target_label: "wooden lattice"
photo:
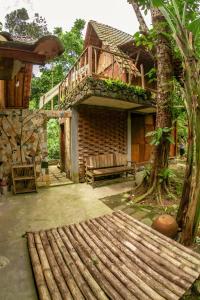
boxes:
[78,107,127,180]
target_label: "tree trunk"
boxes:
[176,57,200,245]
[127,0,149,33]
[149,8,173,190]
[128,3,174,203]
[176,116,194,227]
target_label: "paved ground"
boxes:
[101,192,178,227]
[0,180,136,300]
[48,165,72,186]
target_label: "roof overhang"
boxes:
[0,33,64,80]
[0,33,64,65]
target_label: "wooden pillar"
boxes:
[51,98,53,110]
[71,108,79,182]
[0,80,5,108]
[127,112,132,164]
[88,46,93,76]
[112,55,115,79]
[140,64,145,89]
[58,86,61,109]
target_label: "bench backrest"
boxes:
[85,153,127,169]
[115,153,127,167]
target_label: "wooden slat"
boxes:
[27,212,200,300]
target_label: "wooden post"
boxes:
[43,95,45,107]
[120,59,123,81]
[94,48,97,74]
[140,64,145,89]
[88,46,93,76]
[68,70,72,90]
[128,66,131,84]
[135,50,141,67]
[112,55,115,79]
[84,52,87,76]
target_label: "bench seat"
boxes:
[92,166,134,176]
[85,153,136,187]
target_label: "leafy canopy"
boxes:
[4,8,49,38]
[30,18,85,109]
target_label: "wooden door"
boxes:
[131,114,155,163]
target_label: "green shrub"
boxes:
[47,119,60,159]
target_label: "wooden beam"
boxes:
[129,105,155,112]
[0,48,46,65]
[140,64,145,89]
[135,49,141,67]
[39,110,72,118]
[88,46,93,76]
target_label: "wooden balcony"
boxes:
[58,46,147,105]
[40,46,155,110]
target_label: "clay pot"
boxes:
[152,214,178,238]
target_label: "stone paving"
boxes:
[100,191,178,227]
[48,165,72,186]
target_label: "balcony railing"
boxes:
[39,46,147,109]
[58,46,146,103]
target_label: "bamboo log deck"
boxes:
[27,211,200,300]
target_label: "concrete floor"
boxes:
[0,180,135,300]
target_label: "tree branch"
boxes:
[127,0,149,33]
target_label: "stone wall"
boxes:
[62,77,153,109]
[0,109,48,184]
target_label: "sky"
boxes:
[0,0,151,36]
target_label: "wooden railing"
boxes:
[58,46,144,104]
[40,46,146,109]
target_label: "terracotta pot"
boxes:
[152,214,178,238]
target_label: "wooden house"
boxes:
[0,32,64,185]
[40,20,176,183]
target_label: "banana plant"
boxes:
[152,0,200,245]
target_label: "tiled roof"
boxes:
[89,21,138,74]
[0,31,36,44]
[89,20,133,55]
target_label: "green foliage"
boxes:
[31,19,85,108]
[47,119,60,160]
[103,79,150,99]
[153,0,200,56]
[177,112,187,140]
[4,8,49,38]
[134,29,157,50]
[53,19,85,74]
[146,127,174,145]
[133,0,200,59]
[146,67,157,83]
[158,168,174,183]
[143,165,152,182]
[170,78,188,140]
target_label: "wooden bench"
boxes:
[85,153,136,186]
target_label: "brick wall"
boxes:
[78,106,127,180]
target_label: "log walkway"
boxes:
[27,211,200,300]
